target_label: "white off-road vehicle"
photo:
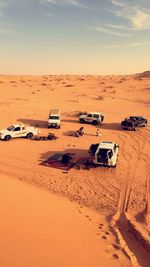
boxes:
[79,112,104,125]
[0,124,39,141]
[48,109,61,128]
[89,141,119,167]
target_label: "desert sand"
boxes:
[0,73,150,267]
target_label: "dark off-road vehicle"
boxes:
[121,120,138,131]
[121,116,147,130]
[127,116,147,127]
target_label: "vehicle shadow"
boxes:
[101,123,121,131]
[39,148,88,161]
[61,119,79,124]
[134,209,146,224]
[39,149,113,170]
[18,118,47,128]
[63,130,76,136]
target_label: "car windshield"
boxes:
[98,148,113,160]
[49,116,59,120]
[7,125,15,131]
[123,121,133,127]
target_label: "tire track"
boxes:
[129,131,150,224]
[111,130,150,266]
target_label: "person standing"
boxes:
[96,129,101,137]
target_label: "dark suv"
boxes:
[127,116,147,127]
[121,116,147,131]
[121,120,138,131]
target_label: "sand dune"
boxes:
[0,74,150,267]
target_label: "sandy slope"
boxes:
[0,74,150,266]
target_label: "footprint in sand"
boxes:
[112,243,120,250]
[98,223,104,229]
[85,214,91,220]
[102,235,107,239]
[105,231,110,235]
[112,253,119,259]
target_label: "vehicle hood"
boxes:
[0,129,9,134]
[80,114,86,119]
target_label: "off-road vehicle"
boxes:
[89,141,119,167]
[48,109,61,128]
[79,112,104,125]
[0,124,39,141]
[126,116,147,127]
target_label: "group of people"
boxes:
[76,127,102,137]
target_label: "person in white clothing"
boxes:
[96,129,101,137]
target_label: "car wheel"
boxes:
[26,133,33,139]
[92,120,97,125]
[80,119,85,123]
[4,135,11,141]
[112,164,116,168]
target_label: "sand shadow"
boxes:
[63,130,76,137]
[84,133,97,136]
[40,148,88,161]
[39,149,114,171]
[63,131,95,137]
[62,119,79,124]
[101,123,121,131]
[18,118,47,128]
[135,208,146,224]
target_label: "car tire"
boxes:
[80,119,85,123]
[4,135,11,141]
[92,120,97,125]
[26,133,33,139]
[112,163,116,168]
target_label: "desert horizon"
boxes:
[0,71,150,267]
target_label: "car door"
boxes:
[93,114,99,122]
[138,117,144,126]
[112,145,117,164]
[13,126,22,137]
[86,114,93,123]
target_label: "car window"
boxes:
[7,125,15,131]
[14,127,21,131]
[93,114,99,118]
[50,116,59,120]
[107,150,113,158]
[87,114,92,118]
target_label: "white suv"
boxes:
[89,141,119,167]
[79,112,104,125]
